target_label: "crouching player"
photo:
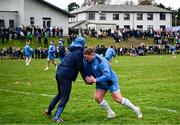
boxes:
[83,47,142,119]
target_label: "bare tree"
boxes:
[82,0,108,7]
[124,0,135,5]
[82,0,92,7]
[92,0,107,4]
[106,0,111,4]
[138,0,155,5]
[98,0,107,4]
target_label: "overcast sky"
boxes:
[45,0,180,10]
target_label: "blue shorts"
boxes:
[25,55,31,59]
[96,79,120,93]
[48,55,55,61]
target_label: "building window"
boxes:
[160,13,166,20]
[147,25,153,30]
[137,25,143,30]
[137,13,143,20]
[124,13,130,20]
[88,12,95,20]
[9,20,14,28]
[124,25,130,29]
[43,17,51,27]
[30,17,35,26]
[147,13,153,20]
[113,13,119,20]
[0,20,5,27]
[100,12,106,20]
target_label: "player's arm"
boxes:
[95,62,111,83]
[79,59,86,83]
[82,59,95,85]
[85,62,111,84]
[80,70,93,85]
[48,46,55,53]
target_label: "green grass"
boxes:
[0,55,180,124]
[0,36,155,49]
[0,37,63,49]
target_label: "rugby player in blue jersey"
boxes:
[105,46,116,65]
[24,41,33,66]
[44,40,57,70]
[83,47,142,119]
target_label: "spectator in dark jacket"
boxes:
[44,36,86,123]
[58,39,65,63]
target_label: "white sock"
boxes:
[121,97,137,112]
[27,58,31,65]
[99,99,113,114]
[25,58,28,64]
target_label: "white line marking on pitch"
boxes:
[0,89,54,97]
[0,89,178,113]
[144,106,177,113]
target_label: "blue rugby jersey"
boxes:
[48,44,56,57]
[24,45,31,56]
[105,47,116,61]
[83,54,118,86]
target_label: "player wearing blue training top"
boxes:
[83,47,142,119]
[105,46,116,65]
[44,40,57,70]
[44,36,86,123]
[24,41,33,66]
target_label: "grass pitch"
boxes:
[0,36,155,49]
[0,55,180,124]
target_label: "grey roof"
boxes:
[69,20,116,28]
[71,5,172,14]
[39,0,73,17]
[69,20,86,28]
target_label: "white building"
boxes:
[0,0,72,36]
[69,5,172,31]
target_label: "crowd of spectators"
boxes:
[0,26,64,45]
[94,43,180,57]
[69,27,180,46]
[0,26,180,60]
[1,42,179,60]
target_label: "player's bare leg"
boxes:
[44,59,51,70]
[27,57,32,66]
[95,89,116,118]
[111,91,142,118]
